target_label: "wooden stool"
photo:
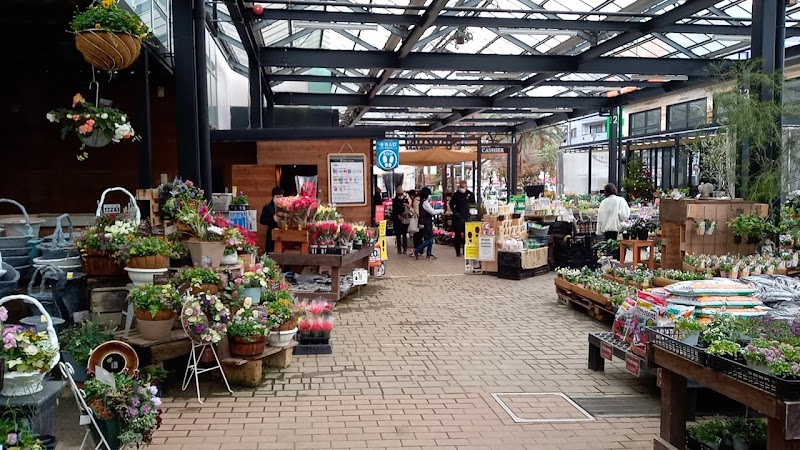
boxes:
[619,239,656,269]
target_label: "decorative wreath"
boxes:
[180,293,230,344]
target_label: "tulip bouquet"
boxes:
[274,196,293,229]
[297,176,318,198]
[291,196,319,228]
[337,223,356,247]
[316,221,339,252]
[315,205,341,222]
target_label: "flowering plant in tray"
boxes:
[76,214,137,257]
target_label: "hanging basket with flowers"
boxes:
[47,93,139,160]
[71,0,151,72]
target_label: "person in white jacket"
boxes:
[596,183,630,240]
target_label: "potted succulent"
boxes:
[227,297,269,357]
[83,371,162,450]
[266,290,299,347]
[129,284,181,340]
[177,202,227,268]
[47,93,139,160]
[229,192,249,211]
[173,267,223,295]
[71,0,150,72]
[58,321,112,382]
[674,317,706,346]
[76,215,137,277]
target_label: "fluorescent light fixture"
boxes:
[454,72,520,79]
[497,28,579,36]
[293,21,377,31]
[572,86,621,92]
[408,107,451,113]
[629,74,689,81]
[712,34,752,42]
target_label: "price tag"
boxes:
[79,415,92,426]
[153,272,171,285]
[66,272,74,280]
[625,353,641,377]
[600,342,613,361]
[40,315,47,323]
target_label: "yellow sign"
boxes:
[369,244,382,267]
[464,221,482,259]
[378,220,387,237]
[378,236,388,260]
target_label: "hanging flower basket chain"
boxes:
[70,0,151,72]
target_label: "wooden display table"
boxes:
[620,239,656,270]
[269,245,373,302]
[219,340,297,387]
[112,328,192,365]
[650,345,800,450]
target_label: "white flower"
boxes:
[184,308,193,316]
[46,112,57,123]
[252,310,259,318]
[113,123,133,143]
[208,226,224,235]
[24,345,39,356]
[243,297,252,309]
[121,115,127,122]
[100,113,108,119]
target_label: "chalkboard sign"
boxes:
[328,153,367,206]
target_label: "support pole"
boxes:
[172,0,200,183]
[673,138,680,189]
[587,147,592,195]
[662,147,671,190]
[249,56,263,129]
[477,138,483,213]
[136,52,152,189]
[194,0,212,200]
[608,106,620,189]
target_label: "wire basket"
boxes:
[647,326,707,366]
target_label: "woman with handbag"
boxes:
[406,190,421,254]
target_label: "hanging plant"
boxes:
[47,93,139,160]
[71,0,151,71]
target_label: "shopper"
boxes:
[408,190,421,255]
[259,186,284,254]
[596,183,630,240]
[449,180,475,257]
[414,187,442,260]
[391,187,410,254]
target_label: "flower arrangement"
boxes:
[158,178,204,220]
[337,223,356,247]
[71,0,151,38]
[315,205,341,222]
[312,221,339,248]
[47,93,138,160]
[298,317,334,339]
[58,321,112,365]
[177,201,226,242]
[299,180,318,198]
[227,297,269,341]
[224,226,258,255]
[265,290,297,329]
[76,215,138,257]
[129,284,181,319]
[354,226,370,243]
[291,196,319,228]
[2,326,58,374]
[83,371,162,447]
[274,196,293,228]
[181,293,230,344]
[112,235,174,263]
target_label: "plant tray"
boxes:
[706,354,800,400]
[298,336,330,345]
[686,435,716,450]
[497,265,548,280]
[653,276,678,287]
[294,343,333,355]
[647,327,707,366]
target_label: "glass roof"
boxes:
[206,0,800,129]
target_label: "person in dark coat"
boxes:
[448,180,476,257]
[413,187,442,260]
[259,186,284,254]
[391,187,410,254]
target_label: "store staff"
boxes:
[449,180,475,258]
[596,183,630,240]
[260,186,284,254]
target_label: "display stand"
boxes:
[619,239,656,269]
[269,245,372,302]
[181,341,233,404]
[59,362,112,450]
[650,345,800,450]
[219,340,297,387]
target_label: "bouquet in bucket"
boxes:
[298,317,335,340]
[316,222,339,252]
[315,205,341,222]
[296,176,318,198]
[291,196,319,228]
[274,196,293,229]
[337,223,356,249]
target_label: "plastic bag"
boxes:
[296,175,318,197]
[743,275,800,306]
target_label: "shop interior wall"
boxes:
[232,139,373,246]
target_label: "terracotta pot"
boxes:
[185,239,226,268]
[229,335,267,357]
[136,317,173,341]
[126,255,169,269]
[279,320,298,331]
[75,31,142,72]
[82,254,124,277]
[134,308,175,321]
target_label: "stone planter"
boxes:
[229,335,267,357]
[185,239,226,268]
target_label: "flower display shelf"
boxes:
[705,354,800,401]
[218,340,297,388]
[271,229,310,254]
[269,245,372,302]
[587,332,651,377]
[111,328,191,366]
[554,277,614,322]
[651,345,800,450]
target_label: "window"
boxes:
[588,123,606,135]
[667,99,707,131]
[629,108,661,136]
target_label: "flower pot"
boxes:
[734,235,743,244]
[2,371,46,396]
[732,437,749,450]
[185,239,226,268]
[696,223,706,236]
[229,335,267,357]
[242,286,262,304]
[124,267,168,286]
[75,30,142,72]
[82,254,124,277]
[720,270,729,278]
[79,130,112,148]
[38,435,57,450]
[746,360,770,373]
[279,320,298,331]
[186,283,220,296]
[706,224,715,235]
[60,351,88,383]
[91,416,121,450]
[310,245,318,255]
[268,327,297,347]
[622,233,630,240]
[678,331,700,346]
[637,230,649,240]
[135,316,174,341]
[221,253,239,265]
[126,255,169,269]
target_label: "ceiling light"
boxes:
[629,74,689,81]
[497,28,579,36]
[408,108,451,113]
[712,34,752,42]
[571,86,623,92]
[293,21,377,31]
[454,72,520,79]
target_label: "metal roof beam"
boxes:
[260,48,721,75]
[223,0,273,102]
[272,93,608,109]
[267,74,664,87]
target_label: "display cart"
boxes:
[269,245,372,302]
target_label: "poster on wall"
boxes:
[328,153,367,205]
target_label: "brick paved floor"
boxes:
[148,244,660,450]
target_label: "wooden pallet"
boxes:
[272,229,310,253]
[554,277,614,321]
[135,189,177,235]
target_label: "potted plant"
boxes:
[266,290,299,347]
[718,261,734,278]
[177,201,228,267]
[0,420,45,450]
[354,226,369,249]
[116,236,172,269]
[140,365,168,398]
[83,371,162,450]
[181,293,230,344]
[687,419,726,450]
[694,219,705,236]
[157,178,204,221]
[71,0,150,72]
[227,297,269,357]
[129,284,181,340]
[238,270,267,305]
[338,223,356,254]
[1,324,59,396]
[705,219,717,235]
[706,339,742,360]
[229,192,249,211]
[76,215,137,277]
[58,321,112,382]
[47,93,139,160]
[173,267,223,295]
[674,318,706,346]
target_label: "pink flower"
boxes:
[0,307,8,322]
[7,433,17,445]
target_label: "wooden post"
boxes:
[660,369,688,449]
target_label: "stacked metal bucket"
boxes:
[0,199,45,290]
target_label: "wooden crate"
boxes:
[91,286,129,329]
[272,229,310,253]
[135,189,177,235]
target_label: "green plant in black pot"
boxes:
[687,419,726,448]
[230,192,249,211]
[58,321,113,382]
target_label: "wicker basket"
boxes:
[126,255,169,269]
[75,30,142,72]
[229,336,267,357]
[83,254,124,277]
